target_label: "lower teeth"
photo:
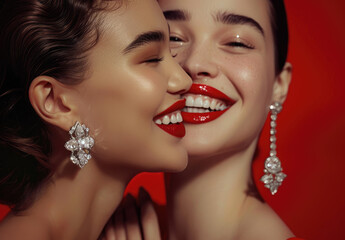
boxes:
[183,107,220,113]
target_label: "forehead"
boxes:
[100,0,168,46]
[159,0,272,33]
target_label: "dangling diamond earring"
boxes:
[65,121,94,168]
[261,102,287,195]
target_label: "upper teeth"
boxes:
[184,95,227,111]
[155,111,183,125]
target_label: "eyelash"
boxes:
[145,57,164,63]
[170,36,182,42]
[226,41,254,49]
[170,36,253,49]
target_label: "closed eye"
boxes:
[144,57,164,63]
[226,41,254,49]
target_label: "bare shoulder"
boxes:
[237,196,294,240]
[0,213,50,240]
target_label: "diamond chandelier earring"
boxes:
[260,102,287,195]
[65,121,94,168]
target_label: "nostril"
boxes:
[197,72,210,77]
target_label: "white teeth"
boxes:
[185,95,229,109]
[210,100,217,110]
[171,114,177,124]
[182,95,232,114]
[194,97,203,107]
[215,102,221,110]
[176,112,183,122]
[186,96,194,106]
[163,115,170,125]
[184,93,231,113]
[183,107,212,113]
[203,99,210,108]
[155,111,183,125]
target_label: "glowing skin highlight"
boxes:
[75,0,192,172]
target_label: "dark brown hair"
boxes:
[0,0,121,212]
[268,0,289,74]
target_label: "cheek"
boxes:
[220,55,274,143]
[76,69,168,160]
[84,67,166,121]
[224,53,274,106]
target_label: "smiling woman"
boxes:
[0,0,191,239]
[156,0,294,239]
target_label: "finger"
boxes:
[139,187,161,240]
[104,220,116,240]
[124,194,142,240]
[114,207,126,240]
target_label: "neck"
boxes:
[166,140,259,240]
[22,158,134,240]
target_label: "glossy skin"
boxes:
[159,0,287,160]
[68,0,192,172]
[0,0,191,239]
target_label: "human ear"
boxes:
[272,62,292,104]
[28,76,78,131]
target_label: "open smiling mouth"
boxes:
[181,84,236,124]
[154,99,186,138]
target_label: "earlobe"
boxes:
[272,62,292,104]
[29,76,76,131]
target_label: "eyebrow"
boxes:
[215,11,264,36]
[163,10,191,21]
[123,31,165,54]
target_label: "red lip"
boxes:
[181,109,227,124]
[188,84,235,103]
[154,99,186,138]
[182,84,236,124]
[156,123,185,138]
[154,99,186,120]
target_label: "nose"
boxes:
[167,58,192,94]
[181,43,219,80]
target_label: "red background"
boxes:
[1,1,344,239]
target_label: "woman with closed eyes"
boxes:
[0,0,192,239]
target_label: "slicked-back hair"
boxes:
[0,0,122,212]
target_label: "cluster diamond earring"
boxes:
[65,121,94,168]
[261,102,287,195]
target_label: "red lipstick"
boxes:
[181,84,235,124]
[154,99,186,138]
[156,123,185,138]
[154,99,186,119]
[182,108,228,124]
[188,84,235,103]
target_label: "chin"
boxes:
[154,149,188,173]
[182,132,220,157]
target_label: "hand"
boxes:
[138,187,161,240]
[99,188,161,240]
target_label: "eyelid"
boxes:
[225,34,255,49]
[142,56,164,64]
[169,33,186,50]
